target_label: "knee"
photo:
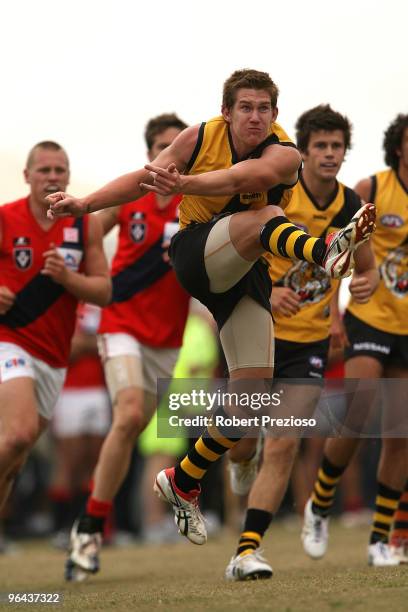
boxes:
[257,205,284,224]
[263,438,299,466]
[1,425,38,459]
[113,390,146,440]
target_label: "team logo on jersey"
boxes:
[380,214,403,228]
[130,211,145,220]
[63,227,79,242]
[309,355,323,369]
[129,222,147,243]
[380,245,408,298]
[13,237,32,270]
[282,261,331,306]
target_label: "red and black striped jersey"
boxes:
[0,197,88,367]
[99,192,190,347]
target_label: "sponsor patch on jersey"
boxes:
[57,247,83,271]
[309,355,323,369]
[13,247,32,270]
[240,192,264,205]
[4,357,26,368]
[63,227,79,242]
[380,214,403,228]
[353,341,390,354]
[130,222,147,243]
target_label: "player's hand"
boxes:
[41,244,70,284]
[46,192,87,219]
[271,287,301,317]
[140,163,182,195]
[0,286,16,314]
[161,239,172,264]
[349,268,379,304]
[329,316,349,349]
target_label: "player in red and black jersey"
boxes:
[0,141,111,513]
[65,115,191,581]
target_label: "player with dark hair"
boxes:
[302,113,408,567]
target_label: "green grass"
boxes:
[0,522,406,611]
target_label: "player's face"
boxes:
[24,149,70,207]
[223,89,277,154]
[148,127,183,161]
[396,127,408,169]
[302,130,346,182]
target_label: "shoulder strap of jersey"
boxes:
[185,122,206,173]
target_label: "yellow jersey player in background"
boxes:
[225,105,379,580]
[302,113,408,567]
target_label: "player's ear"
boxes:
[272,107,278,122]
[23,168,29,184]
[222,105,231,124]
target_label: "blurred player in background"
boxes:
[65,114,191,580]
[0,141,111,516]
[302,113,408,567]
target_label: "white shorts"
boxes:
[97,333,179,400]
[0,342,66,420]
[52,388,111,437]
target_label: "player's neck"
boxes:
[301,170,337,209]
[29,195,55,230]
[155,194,174,210]
[397,162,408,190]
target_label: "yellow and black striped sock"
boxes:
[260,216,326,265]
[370,482,402,544]
[174,406,243,493]
[311,455,346,518]
[236,508,273,557]
[390,480,408,546]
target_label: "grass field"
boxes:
[0,522,406,612]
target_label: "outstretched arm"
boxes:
[46,126,199,218]
[142,144,301,197]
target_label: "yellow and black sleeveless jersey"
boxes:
[178,115,298,229]
[348,169,408,335]
[270,176,361,343]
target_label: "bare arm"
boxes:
[142,144,301,197]
[42,215,112,306]
[98,207,120,235]
[46,126,199,218]
[349,241,379,303]
[354,177,373,203]
[329,284,349,349]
